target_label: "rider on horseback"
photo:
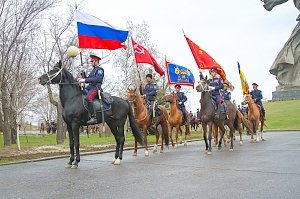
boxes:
[175,84,188,124]
[221,82,231,119]
[142,74,157,126]
[78,54,104,125]
[207,68,224,119]
[250,83,266,120]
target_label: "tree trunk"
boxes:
[56,102,65,144]
[1,82,11,146]
[47,85,65,144]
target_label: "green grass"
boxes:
[0,130,202,150]
[264,99,300,130]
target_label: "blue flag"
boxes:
[166,62,195,88]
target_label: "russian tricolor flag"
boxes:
[76,10,129,50]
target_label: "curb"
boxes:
[0,139,201,166]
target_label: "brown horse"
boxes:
[242,94,265,142]
[212,104,253,147]
[196,76,239,153]
[127,88,169,155]
[164,92,190,147]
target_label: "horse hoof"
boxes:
[145,151,149,157]
[71,164,78,169]
[250,139,254,143]
[153,148,157,153]
[207,151,212,155]
[113,158,121,165]
[132,152,137,156]
[184,141,187,146]
[239,141,243,145]
[218,147,222,150]
[262,138,266,141]
[160,150,164,153]
[112,159,116,164]
[229,149,234,152]
[65,164,72,168]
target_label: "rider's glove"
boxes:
[208,86,215,91]
[78,78,85,83]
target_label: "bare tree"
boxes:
[111,20,166,98]
[0,0,58,146]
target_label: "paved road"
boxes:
[0,131,300,199]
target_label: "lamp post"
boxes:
[67,46,79,76]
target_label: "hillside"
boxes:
[264,99,300,130]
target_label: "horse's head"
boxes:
[196,73,209,92]
[39,61,63,85]
[260,0,289,11]
[163,92,176,103]
[242,94,253,105]
[126,88,137,103]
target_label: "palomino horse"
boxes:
[242,94,265,142]
[196,76,239,153]
[39,61,144,167]
[164,92,190,147]
[127,88,169,155]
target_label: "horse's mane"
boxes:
[62,68,76,83]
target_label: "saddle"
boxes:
[83,91,113,113]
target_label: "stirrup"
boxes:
[87,117,98,125]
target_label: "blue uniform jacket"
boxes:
[250,89,263,106]
[222,90,231,101]
[144,82,157,101]
[85,66,104,90]
[176,91,187,107]
[208,77,224,96]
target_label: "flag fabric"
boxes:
[132,39,165,76]
[76,10,129,50]
[166,62,195,88]
[237,62,249,95]
[184,34,226,80]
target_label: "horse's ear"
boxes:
[58,60,62,68]
[205,75,207,80]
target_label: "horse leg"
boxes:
[133,140,138,156]
[260,120,265,141]
[65,124,75,168]
[70,123,81,169]
[144,125,149,156]
[202,123,209,151]
[217,124,226,151]
[207,123,213,154]
[175,126,180,148]
[153,126,159,153]
[169,126,175,148]
[213,124,218,147]
[184,124,189,146]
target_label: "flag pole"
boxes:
[131,37,144,94]
[165,56,172,94]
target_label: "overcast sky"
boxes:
[82,0,298,112]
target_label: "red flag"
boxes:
[184,34,226,80]
[132,39,165,76]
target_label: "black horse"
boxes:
[38,61,144,168]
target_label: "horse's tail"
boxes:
[127,101,144,146]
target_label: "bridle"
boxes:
[198,80,210,92]
[44,67,79,85]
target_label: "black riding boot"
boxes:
[262,109,266,121]
[87,104,98,125]
[183,112,187,125]
[215,104,220,119]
